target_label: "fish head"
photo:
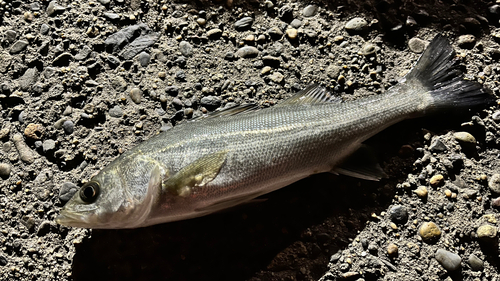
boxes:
[56,166,155,229]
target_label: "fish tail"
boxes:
[404,34,496,112]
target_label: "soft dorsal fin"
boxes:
[275,84,341,107]
[190,103,260,121]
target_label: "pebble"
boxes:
[59,182,78,203]
[286,28,298,40]
[408,38,427,54]
[5,30,17,42]
[278,5,293,21]
[290,19,302,28]
[40,24,50,35]
[107,55,121,67]
[491,196,500,208]
[457,34,476,48]
[24,123,44,140]
[419,222,441,243]
[302,4,318,17]
[206,28,222,39]
[62,120,74,134]
[268,27,284,39]
[435,249,461,271]
[234,17,254,30]
[262,56,280,67]
[236,46,259,58]
[130,88,142,104]
[179,41,193,56]
[19,68,39,91]
[52,52,73,66]
[0,255,7,266]
[269,72,284,83]
[454,131,476,147]
[429,138,448,152]
[175,71,186,81]
[12,134,35,163]
[47,1,65,16]
[345,17,368,31]
[326,65,341,79]
[196,18,206,25]
[389,205,408,223]
[42,139,56,153]
[200,96,221,109]
[429,174,444,187]
[120,32,160,60]
[488,174,500,194]
[103,12,120,20]
[387,243,398,256]
[261,66,272,75]
[137,52,150,66]
[468,254,484,271]
[9,40,28,54]
[414,186,428,198]
[109,105,124,118]
[492,111,500,121]
[75,45,92,61]
[37,221,52,236]
[476,224,497,241]
[360,43,378,56]
[0,163,12,178]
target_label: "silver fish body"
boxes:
[57,35,494,229]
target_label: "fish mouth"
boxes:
[55,208,95,228]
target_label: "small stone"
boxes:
[278,5,293,21]
[62,120,74,134]
[492,111,500,121]
[47,1,65,16]
[326,65,341,79]
[52,52,73,66]
[103,12,120,20]
[477,224,497,242]
[488,174,500,194]
[37,221,52,236]
[59,182,78,203]
[468,254,484,271]
[40,24,50,35]
[492,197,500,208]
[75,45,92,60]
[261,66,272,75]
[42,139,56,153]
[408,38,428,54]
[429,138,448,152]
[389,205,408,224]
[236,46,259,58]
[196,18,206,25]
[165,86,179,96]
[290,19,302,28]
[302,4,318,17]
[419,222,441,243]
[137,52,150,67]
[414,186,428,198]
[109,105,124,118]
[268,27,284,39]
[0,163,12,178]
[206,28,222,39]
[24,124,44,140]
[360,43,378,56]
[5,30,17,42]
[9,40,29,54]
[454,131,476,150]
[175,71,186,81]
[387,243,398,256]
[345,17,368,31]
[430,174,444,187]
[12,134,35,163]
[286,28,298,40]
[179,41,193,56]
[234,17,254,30]
[457,34,476,49]
[0,255,7,266]
[269,72,284,83]
[130,88,142,104]
[435,249,461,271]
[200,96,221,109]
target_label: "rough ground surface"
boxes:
[1,0,500,280]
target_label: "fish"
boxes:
[56,35,496,229]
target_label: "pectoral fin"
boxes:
[332,145,387,181]
[163,150,228,197]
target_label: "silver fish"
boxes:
[56,35,495,229]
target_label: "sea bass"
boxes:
[57,35,495,229]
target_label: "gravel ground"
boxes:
[1,0,500,280]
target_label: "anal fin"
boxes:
[332,145,387,181]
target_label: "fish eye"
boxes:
[80,181,100,203]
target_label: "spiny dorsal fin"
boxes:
[275,84,341,107]
[190,103,260,121]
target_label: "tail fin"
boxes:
[405,34,496,111]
